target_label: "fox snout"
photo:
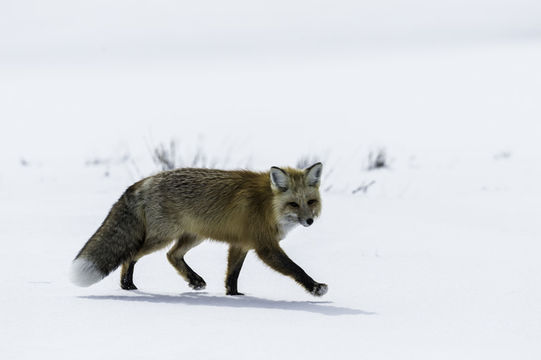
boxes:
[300,217,314,227]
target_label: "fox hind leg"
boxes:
[167,234,206,290]
[120,260,138,290]
[119,236,174,290]
[225,246,248,295]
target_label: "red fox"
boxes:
[70,162,327,296]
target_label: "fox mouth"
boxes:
[282,215,314,227]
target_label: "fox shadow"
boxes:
[79,291,374,316]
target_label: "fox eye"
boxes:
[288,202,299,208]
[308,199,317,206]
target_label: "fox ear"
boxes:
[305,162,323,187]
[270,166,289,191]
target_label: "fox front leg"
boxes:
[226,246,248,295]
[255,245,327,296]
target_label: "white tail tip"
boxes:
[70,258,105,287]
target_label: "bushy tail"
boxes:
[70,190,145,287]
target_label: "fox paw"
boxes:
[121,281,138,290]
[189,279,207,291]
[226,290,245,296]
[310,283,328,297]
[226,284,244,296]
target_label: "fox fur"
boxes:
[70,162,327,296]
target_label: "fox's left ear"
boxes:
[305,162,323,187]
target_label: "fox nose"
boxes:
[306,218,314,226]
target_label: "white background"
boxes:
[1,1,540,359]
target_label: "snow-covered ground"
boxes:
[1,1,541,359]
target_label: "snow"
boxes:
[1,1,541,359]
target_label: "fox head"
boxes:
[270,162,323,229]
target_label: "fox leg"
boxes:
[120,260,138,290]
[119,236,174,290]
[255,245,328,296]
[225,246,248,296]
[167,234,206,290]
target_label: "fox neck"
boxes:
[278,217,299,240]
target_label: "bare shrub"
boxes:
[150,139,234,171]
[85,154,130,177]
[352,180,376,194]
[494,151,511,160]
[367,148,388,170]
[152,140,177,171]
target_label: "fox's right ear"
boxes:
[305,162,323,187]
[270,166,289,191]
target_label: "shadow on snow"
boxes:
[79,290,374,316]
